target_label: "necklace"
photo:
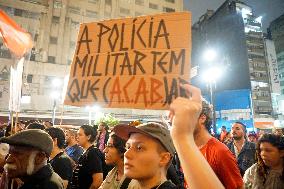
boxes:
[155,180,166,189]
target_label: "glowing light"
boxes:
[203,49,217,62]
[241,8,251,18]
[52,78,62,87]
[51,91,60,99]
[255,16,262,23]
[203,67,223,83]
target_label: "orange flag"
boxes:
[0,10,33,57]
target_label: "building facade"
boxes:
[268,14,284,122]
[269,14,284,95]
[191,0,273,129]
[0,0,183,122]
[264,38,281,116]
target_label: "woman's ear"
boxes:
[159,152,171,167]
[87,135,91,141]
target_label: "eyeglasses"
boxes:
[105,143,115,148]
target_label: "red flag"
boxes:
[0,10,33,57]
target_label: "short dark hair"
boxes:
[45,127,66,149]
[258,133,284,150]
[200,100,212,132]
[234,121,247,133]
[256,134,284,182]
[44,120,53,126]
[99,122,109,131]
[80,125,97,143]
[110,133,126,156]
[26,123,45,130]
[67,129,78,137]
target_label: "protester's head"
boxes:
[256,133,284,182]
[195,100,213,135]
[248,131,258,143]
[26,122,45,130]
[43,121,53,128]
[77,125,97,148]
[114,122,175,181]
[231,122,246,141]
[103,131,126,166]
[45,127,66,149]
[65,129,78,145]
[14,121,25,133]
[0,129,53,178]
[4,123,12,137]
[273,128,284,136]
[0,143,9,170]
[221,126,227,132]
[98,122,109,132]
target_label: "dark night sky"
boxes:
[184,0,284,30]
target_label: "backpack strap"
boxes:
[120,177,132,189]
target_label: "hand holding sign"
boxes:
[169,84,202,138]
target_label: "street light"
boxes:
[51,78,62,125]
[51,91,60,125]
[52,78,62,87]
[203,49,217,62]
[202,67,222,83]
[202,49,222,134]
[86,105,101,125]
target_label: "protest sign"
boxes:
[64,12,191,109]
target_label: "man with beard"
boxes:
[0,129,63,189]
[227,122,256,176]
[65,129,83,164]
[192,100,244,189]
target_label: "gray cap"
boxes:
[0,129,53,156]
[113,122,175,156]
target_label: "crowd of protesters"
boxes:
[0,85,283,189]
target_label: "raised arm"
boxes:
[169,84,224,189]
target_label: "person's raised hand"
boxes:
[169,84,202,139]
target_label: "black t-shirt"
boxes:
[71,145,103,189]
[49,152,73,189]
[151,181,179,189]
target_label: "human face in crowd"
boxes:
[124,133,165,180]
[274,129,283,136]
[260,142,284,169]
[77,128,90,148]
[0,143,9,168]
[4,146,38,178]
[103,137,121,165]
[15,123,25,133]
[65,130,74,145]
[248,135,257,143]
[193,114,206,136]
[98,123,106,132]
[231,123,245,140]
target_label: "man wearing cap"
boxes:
[114,122,177,189]
[0,129,64,189]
